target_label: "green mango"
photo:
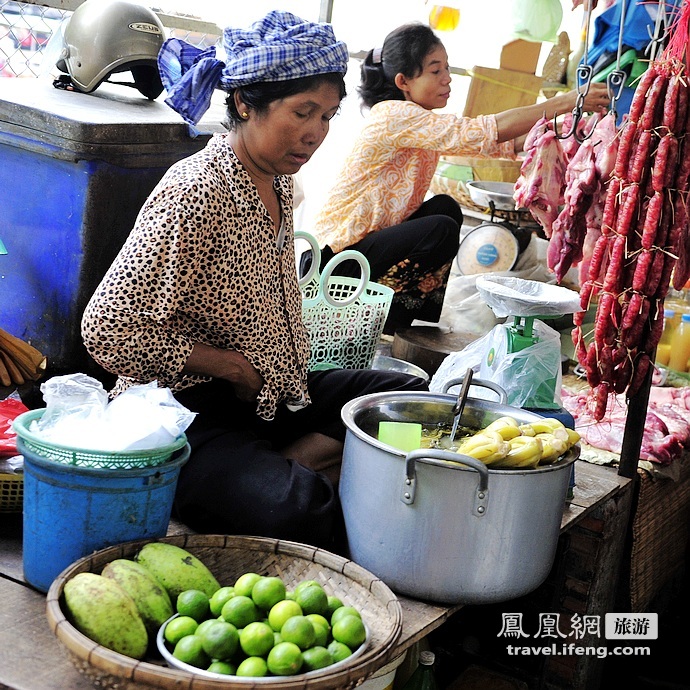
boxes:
[101,559,174,635]
[134,542,220,600]
[63,572,148,659]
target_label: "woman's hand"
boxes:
[561,81,610,115]
[495,81,610,143]
[184,343,264,401]
[225,351,265,402]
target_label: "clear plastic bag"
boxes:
[475,274,582,318]
[431,320,564,408]
[33,375,196,451]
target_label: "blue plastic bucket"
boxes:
[19,438,190,592]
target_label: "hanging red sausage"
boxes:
[575,2,690,420]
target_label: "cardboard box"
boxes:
[463,65,543,117]
[500,39,542,74]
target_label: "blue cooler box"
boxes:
[0,79,224,377]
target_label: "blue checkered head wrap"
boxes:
[158,10,348,125]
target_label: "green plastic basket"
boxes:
[12,409,187,470]
[296,231,393,371]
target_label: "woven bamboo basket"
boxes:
[46,534,403,690]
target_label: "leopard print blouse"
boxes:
[81,133,310,420]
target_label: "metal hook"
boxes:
[555,63,595,142]
[605,0,628,123]
[607,68,626,123]
[556,0,596,143]
[645,0,670,61]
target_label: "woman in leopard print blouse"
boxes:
[81,12,427,550]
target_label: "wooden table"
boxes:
[0,461,632,690]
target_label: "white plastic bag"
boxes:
[475,274,582,318]
[33,374,196,451]
[102,383,196,450]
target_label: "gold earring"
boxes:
[241,111,249,119]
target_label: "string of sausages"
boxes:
[573,54,690,421]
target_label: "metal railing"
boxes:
[0,0,221,78]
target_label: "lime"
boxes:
[236,656,268,677]
[198,619,239,660]
[267,641,303,676]
[294,579,322,594]
[280,615,316,650]
[221,595,260,628]
[172,634,210,669]
[302,645,334,671]
[307,616,330,647]
[239,621,275,657]
[234,572,263,598]
[176,589,210,622]
[268,599,303,632]
[328,640,352,662]
[252,576,287,611]
[295,584,329,616]
[332,615,366,649]
[331,605,362,626]
[274,632,282,646]
[195,618,222,638]
[306,613,330,632]
[326,595,344,618]
[207,660,236,675]
[164,616,198,645]
[209,586,235,617]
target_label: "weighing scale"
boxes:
[456,181,535,275]
[475,275,580,428]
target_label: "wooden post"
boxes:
[618,362,653,477]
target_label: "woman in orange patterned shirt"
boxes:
[309,23,609,335]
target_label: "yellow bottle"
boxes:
[668,313,690,372]
[428,6,460,31]
[655,309,676,366]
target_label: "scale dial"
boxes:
[455,222,520,275]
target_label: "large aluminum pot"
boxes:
[339,388,579,605]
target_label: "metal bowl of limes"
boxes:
[157,613,369,681]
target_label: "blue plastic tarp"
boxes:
[584,0,683,117]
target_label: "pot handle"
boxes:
[442,376,508,404]
[401,449,489,518]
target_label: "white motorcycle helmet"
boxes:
[55,0,165,99]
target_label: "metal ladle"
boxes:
[449,368,473,448]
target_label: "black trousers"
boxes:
[172,369,428,550]
[304,195,462,333]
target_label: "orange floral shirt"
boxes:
[314,100,515,253]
